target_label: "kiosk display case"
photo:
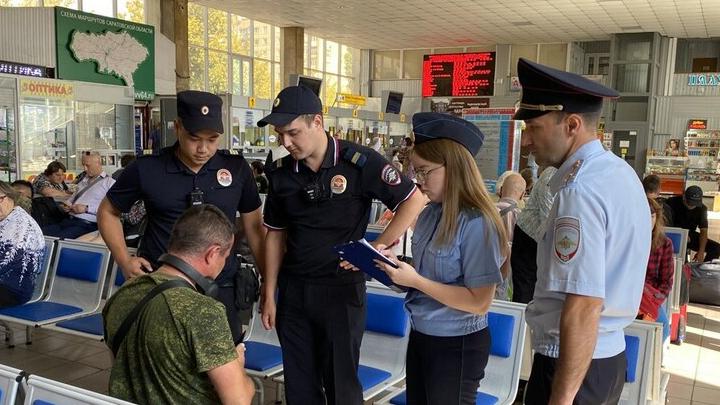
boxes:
[685,129,720,195]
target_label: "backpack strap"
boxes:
[108,279,190,356]
[499,201,518,217]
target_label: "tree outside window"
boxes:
[117,0,144,23]
[188,3,206,47]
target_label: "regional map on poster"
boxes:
[70,30,149,87]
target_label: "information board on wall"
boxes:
[55,7,155,100]
[463,108,520,180]
[430,97,490,117]
[422,52,496,97]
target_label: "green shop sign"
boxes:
[55,7,155,100]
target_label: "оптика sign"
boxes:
[55,7,155,101]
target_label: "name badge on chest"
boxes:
[217,169,232,187]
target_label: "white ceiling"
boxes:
[195,0,720,49]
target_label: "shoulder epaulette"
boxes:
[561,159,584,187]
[342,147,368,168]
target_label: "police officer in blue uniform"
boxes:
[98,90,266,344]
[515,58,652,404]
[258,86,425,405]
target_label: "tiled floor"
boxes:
[665,303,720,405]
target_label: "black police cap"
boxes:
[412,112,484,156]
[258,85,323,128]
[177,90,224,134]
[513,58,620,121]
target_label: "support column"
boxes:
[282,27,304,87]
[169,0,189,92]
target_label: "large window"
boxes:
[1,0,145,23]
[304,35,360,107]
[188,3,281,98]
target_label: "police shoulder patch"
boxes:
[381,164,402,186]
[554,216,581,263]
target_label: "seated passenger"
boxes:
[32,161,73,199]
[371,113,506,404]
[0,181,44,308]
[495,172,526,300]
[638,198,674,342]
[103,204,254,404]
[642,174,672,224]
[43,151,115,239]
[666,185,720,262]
[11,179,33,214]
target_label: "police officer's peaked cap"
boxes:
[412,112,484,156]
[177,90,224,134]
[513,58,620,121]
[258,85,323,128]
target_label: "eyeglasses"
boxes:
[414,165,444,184]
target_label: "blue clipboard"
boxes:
[334,238,400,289]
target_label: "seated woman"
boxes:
[0,181,45,308]
[32,161,72,199]
[373,113,507,404]
[639,198,675,342]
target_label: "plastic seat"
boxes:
[45,255,128,340]
[388,390,499,405]
[377,300,527,405]
[0,240,111,329]
[0,364,22,405]
[619,320,663,404]
[23,374,134,405]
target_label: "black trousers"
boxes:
[405,328,491,405]
[276,277,366,405]
[688,231,720,261]
[525,352,626,405]
[511,225,538,304]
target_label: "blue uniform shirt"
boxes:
[407,203,504,337]
[526,140,651,359]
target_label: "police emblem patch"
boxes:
[217,169,232,187]
[381,164,401,186]
[554,216,581,263]
[330,175,347,194]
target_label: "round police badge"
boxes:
[201,105,210,115]
[330,175,347,194]
[381,164,401,186]
[554,216,581,263]
[217,169,232,187]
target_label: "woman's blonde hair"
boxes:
[413,139,508,253]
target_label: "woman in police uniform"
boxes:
[376,112,507,405]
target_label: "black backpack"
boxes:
[31,197,68,227]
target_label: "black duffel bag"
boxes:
[690,262,720,306]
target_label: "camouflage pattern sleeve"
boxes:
[188,298,238,372]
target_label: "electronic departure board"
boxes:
[422,52,496,97]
